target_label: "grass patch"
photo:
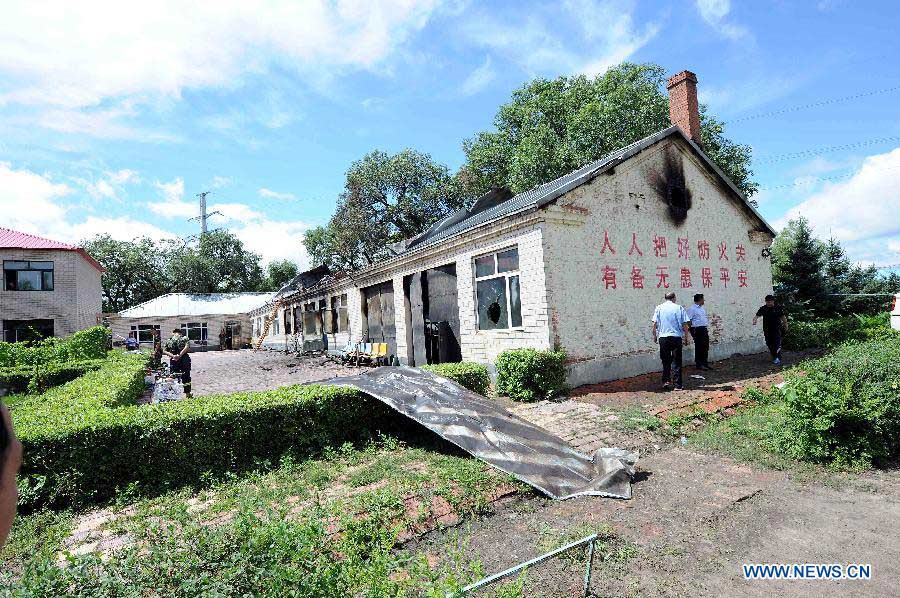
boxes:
[2,437,520,596]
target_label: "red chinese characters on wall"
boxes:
[631,266,644,289]
[677,237,690,259]
[653,235,668,258]
[600,230,616,255]
[602,265,618,289]
[697,240,710,260]
[596,232,752,292]
[656,266,670,289]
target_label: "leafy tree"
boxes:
[304,149,467,271]
[770,217,827,319]
[81,234,170,312]
[168,230,265,293]
[822,237,852,313]
[462,62,758,200]
[263,259,299,291]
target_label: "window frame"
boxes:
[3,260,55,291]
[472,246,523,331]
[180,322,208,345]
[129,324,160,343]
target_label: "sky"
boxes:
[1,0,899,271]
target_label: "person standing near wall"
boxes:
[652,292,691,391]
[686,293,712,370]
[0,401,22,549]
[164,328,192,397]
[753,295,788,365]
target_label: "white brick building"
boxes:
[109,292,274,350]
[0,227,104,341]
[254,70,776,385]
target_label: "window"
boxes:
[180,322,208,344]
[329,294,348,333]
[4,319,54,343]
[4,260,54,291]
[303,301,318,336]
[272,317,280,336]
[283,308,292,335]
[129,324,160,343]
[474,247,522,330]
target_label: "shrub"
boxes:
[420,362,491,395]
[495,348,567,402]
[0,359,106,395]
[772,335,900,469]
[0,326,110,368]
[783,312,892,350]
[12,352,386,509]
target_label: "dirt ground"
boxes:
[184,349,367,396]
[177,348,899,596]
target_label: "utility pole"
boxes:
[189,191,222,236]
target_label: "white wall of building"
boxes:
[542,137,774,386]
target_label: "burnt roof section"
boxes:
[274,264,331,299]
[395,126,775,255]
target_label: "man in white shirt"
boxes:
[686,293,712,371]
[651,292,691,391]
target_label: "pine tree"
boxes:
[771,217,827,319]
[822,237,851,314]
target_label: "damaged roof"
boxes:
[273,264,331,299]
[118,292,275,318]
[399,126,775,255]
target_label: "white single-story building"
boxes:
[109,292,274,350]
[253,70,776,385]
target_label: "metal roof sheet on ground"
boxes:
[0,226,105,272]
[118,292,275,318]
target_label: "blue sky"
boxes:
[1,0,898,270]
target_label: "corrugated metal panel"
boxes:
[118,293,274,318]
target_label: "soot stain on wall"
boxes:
[647,148,692,225]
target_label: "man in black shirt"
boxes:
[753,295,788,365]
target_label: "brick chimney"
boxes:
[667,70,702,146]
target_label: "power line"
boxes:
[754,135,900,163]
[188,191,222,235]
[728,84,900,123]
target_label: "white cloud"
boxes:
[0,0,441,110]
[258,187,297,201]
[0,162,175,246]
[62,216,178,245]
[461,0,658,78]
[208,202,311,266]
[109,169,140,185]
[77,168,141,200]
[147,177,197,219]
[459,56,495,96]
[695,0,749,40]
[210,176,233,189]
[34,104,180,142]
[776,147,900,266]
[0,162,71,233]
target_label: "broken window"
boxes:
[474,247,523,330]
[4,260,54,291]
[283,308,292,335]
[329,294,349,333]
[303,302,318,336]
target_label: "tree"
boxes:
[304,149,467,271]
[263,259,299,291]
[770,217,828,319]
[168,230,265,293]
[462,62,757,200]
[822,237,852,313]
[81,234,170,312]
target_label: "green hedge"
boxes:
[421,362,491,395]
[12,352,384,509]
[771,334,900,468]
[783,313,891,350]
[0,359,106,395]
[0,326,110,368]
[495,348,567,402]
